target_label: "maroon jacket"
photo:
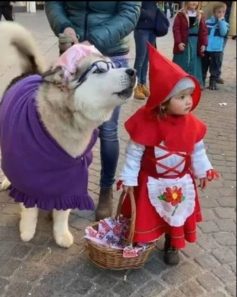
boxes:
[172,10,208,57]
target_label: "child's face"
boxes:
[214,7,226,19]
[166,88,193,116]
[187,2,199,11]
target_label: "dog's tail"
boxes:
[0,21,46,74]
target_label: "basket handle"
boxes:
[116,190,136,245]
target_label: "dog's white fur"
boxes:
[0,21,136,248]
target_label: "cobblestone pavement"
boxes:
[0,12,236,297]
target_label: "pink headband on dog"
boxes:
[53,43,102,80]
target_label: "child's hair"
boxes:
[184,2,201,11]
[154,99,172,119]
[213,2,227,13]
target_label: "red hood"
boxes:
[145,43,201,111]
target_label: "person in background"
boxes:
[133,1,157,100]
[45,1,141,221]
[172,2,208,88]
[164,1,174,18]
[0,1,14,21]
[202,3,229,90]
[215,1,232,84]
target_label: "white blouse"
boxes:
[120,140,213,186]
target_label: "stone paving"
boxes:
[0,11,236,297]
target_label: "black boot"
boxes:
[95,187,113,221]
[163,234,180,266]
[209,78,218,90]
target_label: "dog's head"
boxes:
[42,44,136,123]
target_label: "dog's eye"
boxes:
[93,68,107,74]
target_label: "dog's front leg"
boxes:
[19,203,38,242]
[53,209,73,248]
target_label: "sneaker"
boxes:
[134,84,146,100]
[141,84,150,97]
[216,77,224,84]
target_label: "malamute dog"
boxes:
[0,22,136,248]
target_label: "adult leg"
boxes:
[169,2,174,18]
[95,106,120,220]
[133,29,150,99]
[2,5,13,21]
[140,31,156,97]
[0,7,3,20]
[164,2,168,17]
[19,203,39,241]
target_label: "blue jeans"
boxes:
[98,55,128,188]
[134,29,156,84]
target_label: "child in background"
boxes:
[202,3,229,90]
[119,44,219,265]
[172,2,208,88]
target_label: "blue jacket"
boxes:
[135,1,157,30]
[45,1,141,57]
[206,16,229,52]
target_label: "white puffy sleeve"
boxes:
[119,140,145,186]
[191,140,213,178]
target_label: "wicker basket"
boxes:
[85,191,155,270]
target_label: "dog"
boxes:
[0,21,136,248]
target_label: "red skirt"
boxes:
[120,171,202,249]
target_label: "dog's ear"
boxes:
[42,66,65,85]
[42,66,79,91]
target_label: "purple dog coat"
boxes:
[0,75,98,210]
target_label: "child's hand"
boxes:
[122,185,134,194]
[198,169,220,190]
[206,169,220,181]
[200,45,206,52]
[178,43,186,51]
[199,177,208,189]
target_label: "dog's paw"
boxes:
[20,230,35,242]
[54,231,74,248]
[0,177,11,191]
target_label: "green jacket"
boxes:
[45,1,141,56]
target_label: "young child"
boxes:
[172,2,208,88]
[119,44,219,266]
[202,3,229,90]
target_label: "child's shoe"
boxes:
[163,234,180,265]
[209,78,218,90]
[134,84,146,100]
[141,84,150,97]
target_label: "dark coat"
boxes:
[45,1,141,56]
[172,9,208,56]
[0,1,11,6]
[135,1,157,30]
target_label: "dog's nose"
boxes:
[126,68,136,77]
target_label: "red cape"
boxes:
[125,106,207,154]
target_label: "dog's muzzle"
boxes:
[114,68,136,99]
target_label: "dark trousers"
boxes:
[218,37,228,78]
[202,51,222,82]
[164,2,174,17]
[0,5,13,21]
